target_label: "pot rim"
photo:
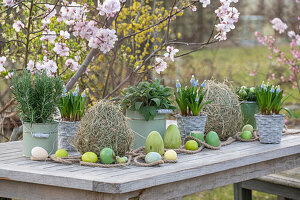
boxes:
[23,121,59,125]
[175,114,207,118]
[255,113,285,117]
[240,101,257,104]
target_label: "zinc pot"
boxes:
[176,114,207,141]
[126,109,168,149]
[240,101,259,129]
[58,121,79,152]
[23,122,58,157]
[255,114,285,144]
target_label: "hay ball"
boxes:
[75,100,134,156]
[203,80,243,141]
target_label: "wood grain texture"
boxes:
[0,128,299,196]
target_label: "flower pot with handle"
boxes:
[126,109,169,149]
[23,122,58,157]
[255,114,285,144]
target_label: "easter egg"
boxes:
[31,146,48,159]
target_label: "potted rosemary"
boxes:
[58,84,87,151]
[120,80,175,149]
[236,86,259,129]
[12,70,63,157]
[255,82,297,144]
[175,75,212,140]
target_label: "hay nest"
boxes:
[75,100,134,156]
[203,80,243,141]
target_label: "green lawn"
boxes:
[184,184,277,200]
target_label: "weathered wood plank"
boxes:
[0,179,134,200]
[137,154,300,200]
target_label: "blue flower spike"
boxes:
[261,81,265,89]
[276,86,280,94]
[270,86,275,93]
[82,90,86,98]
[176,80,181,89]
[190,75,196,86]
[201,80,206,88]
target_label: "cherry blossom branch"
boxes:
[0,39,26,45]
[0,0,25,15]
[104,44,165,99]
[24,0,35,68]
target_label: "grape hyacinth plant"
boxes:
[175,75,212,116]
[256,82,296,117]
[58,84,87,121]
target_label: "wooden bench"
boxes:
[234,168,300,200]
[0,130,299,200]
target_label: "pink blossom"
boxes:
[98,0,121,18]
[42,57,58,75]
[65,59,80,71]
[88,28,118,53]
[3,0,15,7]
[40,30,56,43]
[60,30,70,39]
[280,76,285,82]
[164,46,179,62]
[189,5,197,12]
[214,1,239,41]
[249,71,256,76]
[0,56,6,72]
[5,72,14,79]
[288,31,296,38]
[53,42,70,57]
[270,18,287,34]
[155,57,167,74]
[26,60,35,72]
[199,0,211,8]
[13,21,24,33]
[59,3,87,25]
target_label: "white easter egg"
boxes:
[31,146,48,159]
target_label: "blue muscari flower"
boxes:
[63,86,67,93]
[195,80,199,87]
[81,90,86,98]
[190,75,196,86]
[75,84,79,93]
[261,81,265,89]
[201,80,206,88]
[270,87,275,93]
[73,91,78,97]
[176,80,181,89]
[61,93,66,98]
[276,86,280,93]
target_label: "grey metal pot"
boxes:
[58,121,80,151]
[255,114,285,144]
[176,114,207,141]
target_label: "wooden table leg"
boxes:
[234,183,252,200]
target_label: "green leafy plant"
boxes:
[175,75,212,116]
[236,86,257,101]
[12,70,63,123]
[120,80,175,121]
[58,84,87,121]
[256,82,297,118]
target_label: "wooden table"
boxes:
[0,131,300,200]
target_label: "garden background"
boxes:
[0,0,299,199]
